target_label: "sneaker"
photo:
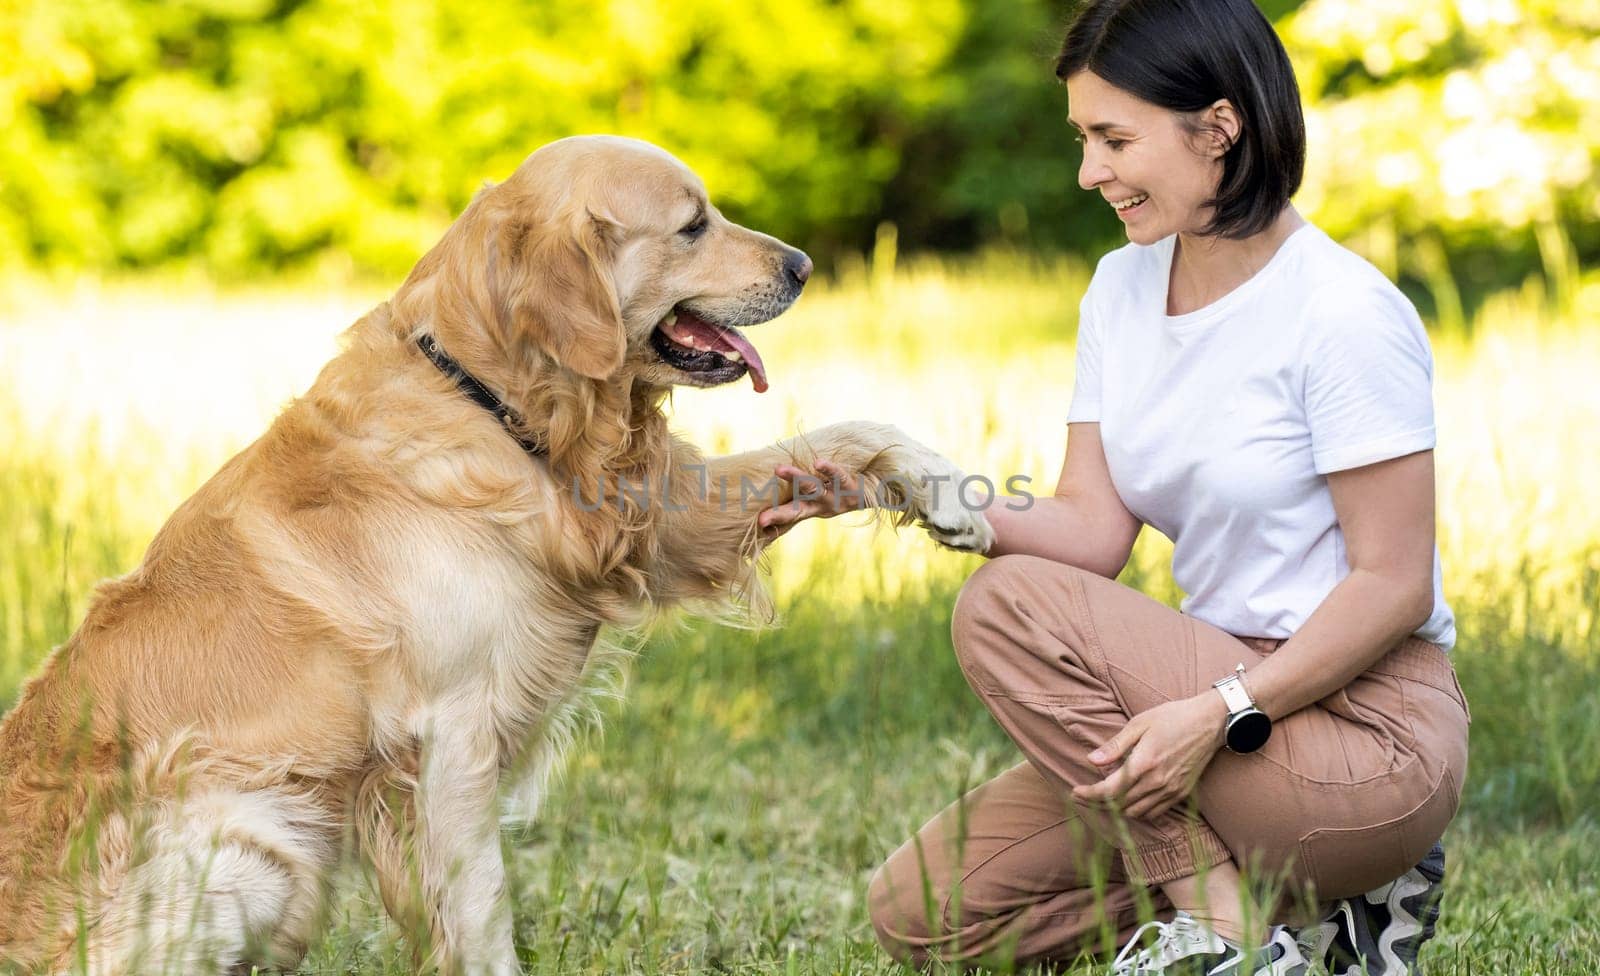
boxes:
[1109,911,1309,975]
[1297,842,1446,976]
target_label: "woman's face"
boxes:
[1065,71,1231,246]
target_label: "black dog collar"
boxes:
[416,334,547,457]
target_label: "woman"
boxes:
[758,1,1469,973]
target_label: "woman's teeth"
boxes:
[1112,194,1148,211]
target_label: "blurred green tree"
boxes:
[1283,0,1600,319]
[0,0,969,274]
[0,0,1593,304]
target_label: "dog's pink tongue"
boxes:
[712,328,768,393]
[666,315,770,393]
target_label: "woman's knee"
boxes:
[951,555,1097,690]
[868,848,1017,967]
[866,854,933,963]
[953,556,1051,667]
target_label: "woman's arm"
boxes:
[981,422,1142,578]
[1236,448,1439,719]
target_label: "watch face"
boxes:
[1226,710,1272,753]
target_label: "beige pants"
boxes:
[868,554,1470,966]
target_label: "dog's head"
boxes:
[454,135,810,393]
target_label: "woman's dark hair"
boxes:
[1055,0,1305,239]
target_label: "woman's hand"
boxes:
[757,458,868,541]
[1073,693,1230,821]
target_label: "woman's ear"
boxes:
[1200,98,1241,158]
[498,210,625,381]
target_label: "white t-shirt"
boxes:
[1066,223,1456,650]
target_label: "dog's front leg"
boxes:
[650,423,994,605]
[378,719,519,976]
[714,421,996,552]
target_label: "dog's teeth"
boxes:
[725,351,743,363]
[664,313,677,326]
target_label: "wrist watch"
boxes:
[1213,664,1272,754]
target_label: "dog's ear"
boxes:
[499,210,625,381]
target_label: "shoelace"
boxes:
[1110,913,1221,974]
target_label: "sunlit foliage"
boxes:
[1,0,1594,298]
[1284,0,1600,317]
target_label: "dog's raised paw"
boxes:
[884,447,996,555]
[921,509,995,554]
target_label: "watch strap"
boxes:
[1212,667,1256,715]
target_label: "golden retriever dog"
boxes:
[0,135,993,975]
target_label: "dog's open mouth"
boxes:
[649,307,770,392]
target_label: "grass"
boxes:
[2,256,1599,973]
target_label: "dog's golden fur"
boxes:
[0,136,991,975]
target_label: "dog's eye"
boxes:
[679,216,708,239]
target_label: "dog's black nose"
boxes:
[784,250,813,288]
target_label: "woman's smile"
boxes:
[1110,193,1149,219]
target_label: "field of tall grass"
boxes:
[2,256,1598,973]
